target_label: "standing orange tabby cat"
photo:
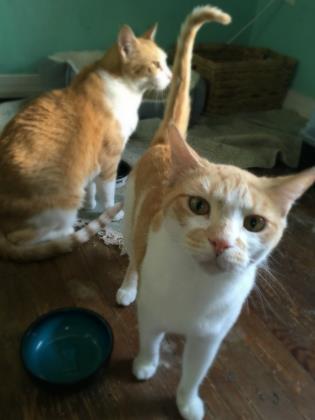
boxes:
[0,23,171,260]
[116,5,315,420]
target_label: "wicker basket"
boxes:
[192,44,297,115]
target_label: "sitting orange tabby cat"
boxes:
[0,23,171,260]
[116,5,315,420]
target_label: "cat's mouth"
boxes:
[198,259,223,274]
[216,252,249,273]
[153,74,172,91]
[192,252,225,273]
[195,252,248,274]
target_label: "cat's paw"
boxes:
[116,287,137,306]
[82,198,97,211]
[133,356,158,381]
[113,209,124,221]
[177,392,205,420]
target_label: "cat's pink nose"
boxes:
[209,238,231,256]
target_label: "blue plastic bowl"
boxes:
[21,308,113,388]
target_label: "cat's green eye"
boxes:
[244,215,266,232]
[153,61,161,69]
[188,197,210,216]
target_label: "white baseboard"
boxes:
[283,89,315,119]
[0,74,44,98]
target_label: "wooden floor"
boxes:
[0,172,314,419]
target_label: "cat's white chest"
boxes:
[99,70,142,143]
[139,226,256,337]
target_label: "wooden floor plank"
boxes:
[239,313,315,420]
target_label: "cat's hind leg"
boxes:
[176,334,223,420]
[29,208,76,243]
[133,314,164,380]
[8,208,77,245]
[7,228,39,245]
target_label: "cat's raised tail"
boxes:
[160,5,231,138]
[0,203,122,262]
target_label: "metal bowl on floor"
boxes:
[116,160,132,189]
[21,308,113,389]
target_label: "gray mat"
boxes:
[126,110,305,169]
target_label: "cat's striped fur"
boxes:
[0,23,171,260]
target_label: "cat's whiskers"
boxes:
[258,263,296,309]
[252,283,268,319]
[153,88,165,102]
[254,274,288,323]
[254,281,286,323]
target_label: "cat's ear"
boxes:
[142,23,158,41]
[167,124,200,182]
[266,167,315,216]
[118,25,137,59]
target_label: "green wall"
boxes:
[195,0,257,45]
[0,0,254,74]
[249,0,315,98]
[0,0,190,73]
[1,0,313,98]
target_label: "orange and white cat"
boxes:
[0,23,171,260]
[116,6,315,420]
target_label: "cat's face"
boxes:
[160,126,315,274]
[117,25,172,91]
[163,164,286,273]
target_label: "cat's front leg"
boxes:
[96,176,124,221]
[177,334,223,420]
[133,314,164,380]
[82,181,97,210]
[116,259,138,306]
